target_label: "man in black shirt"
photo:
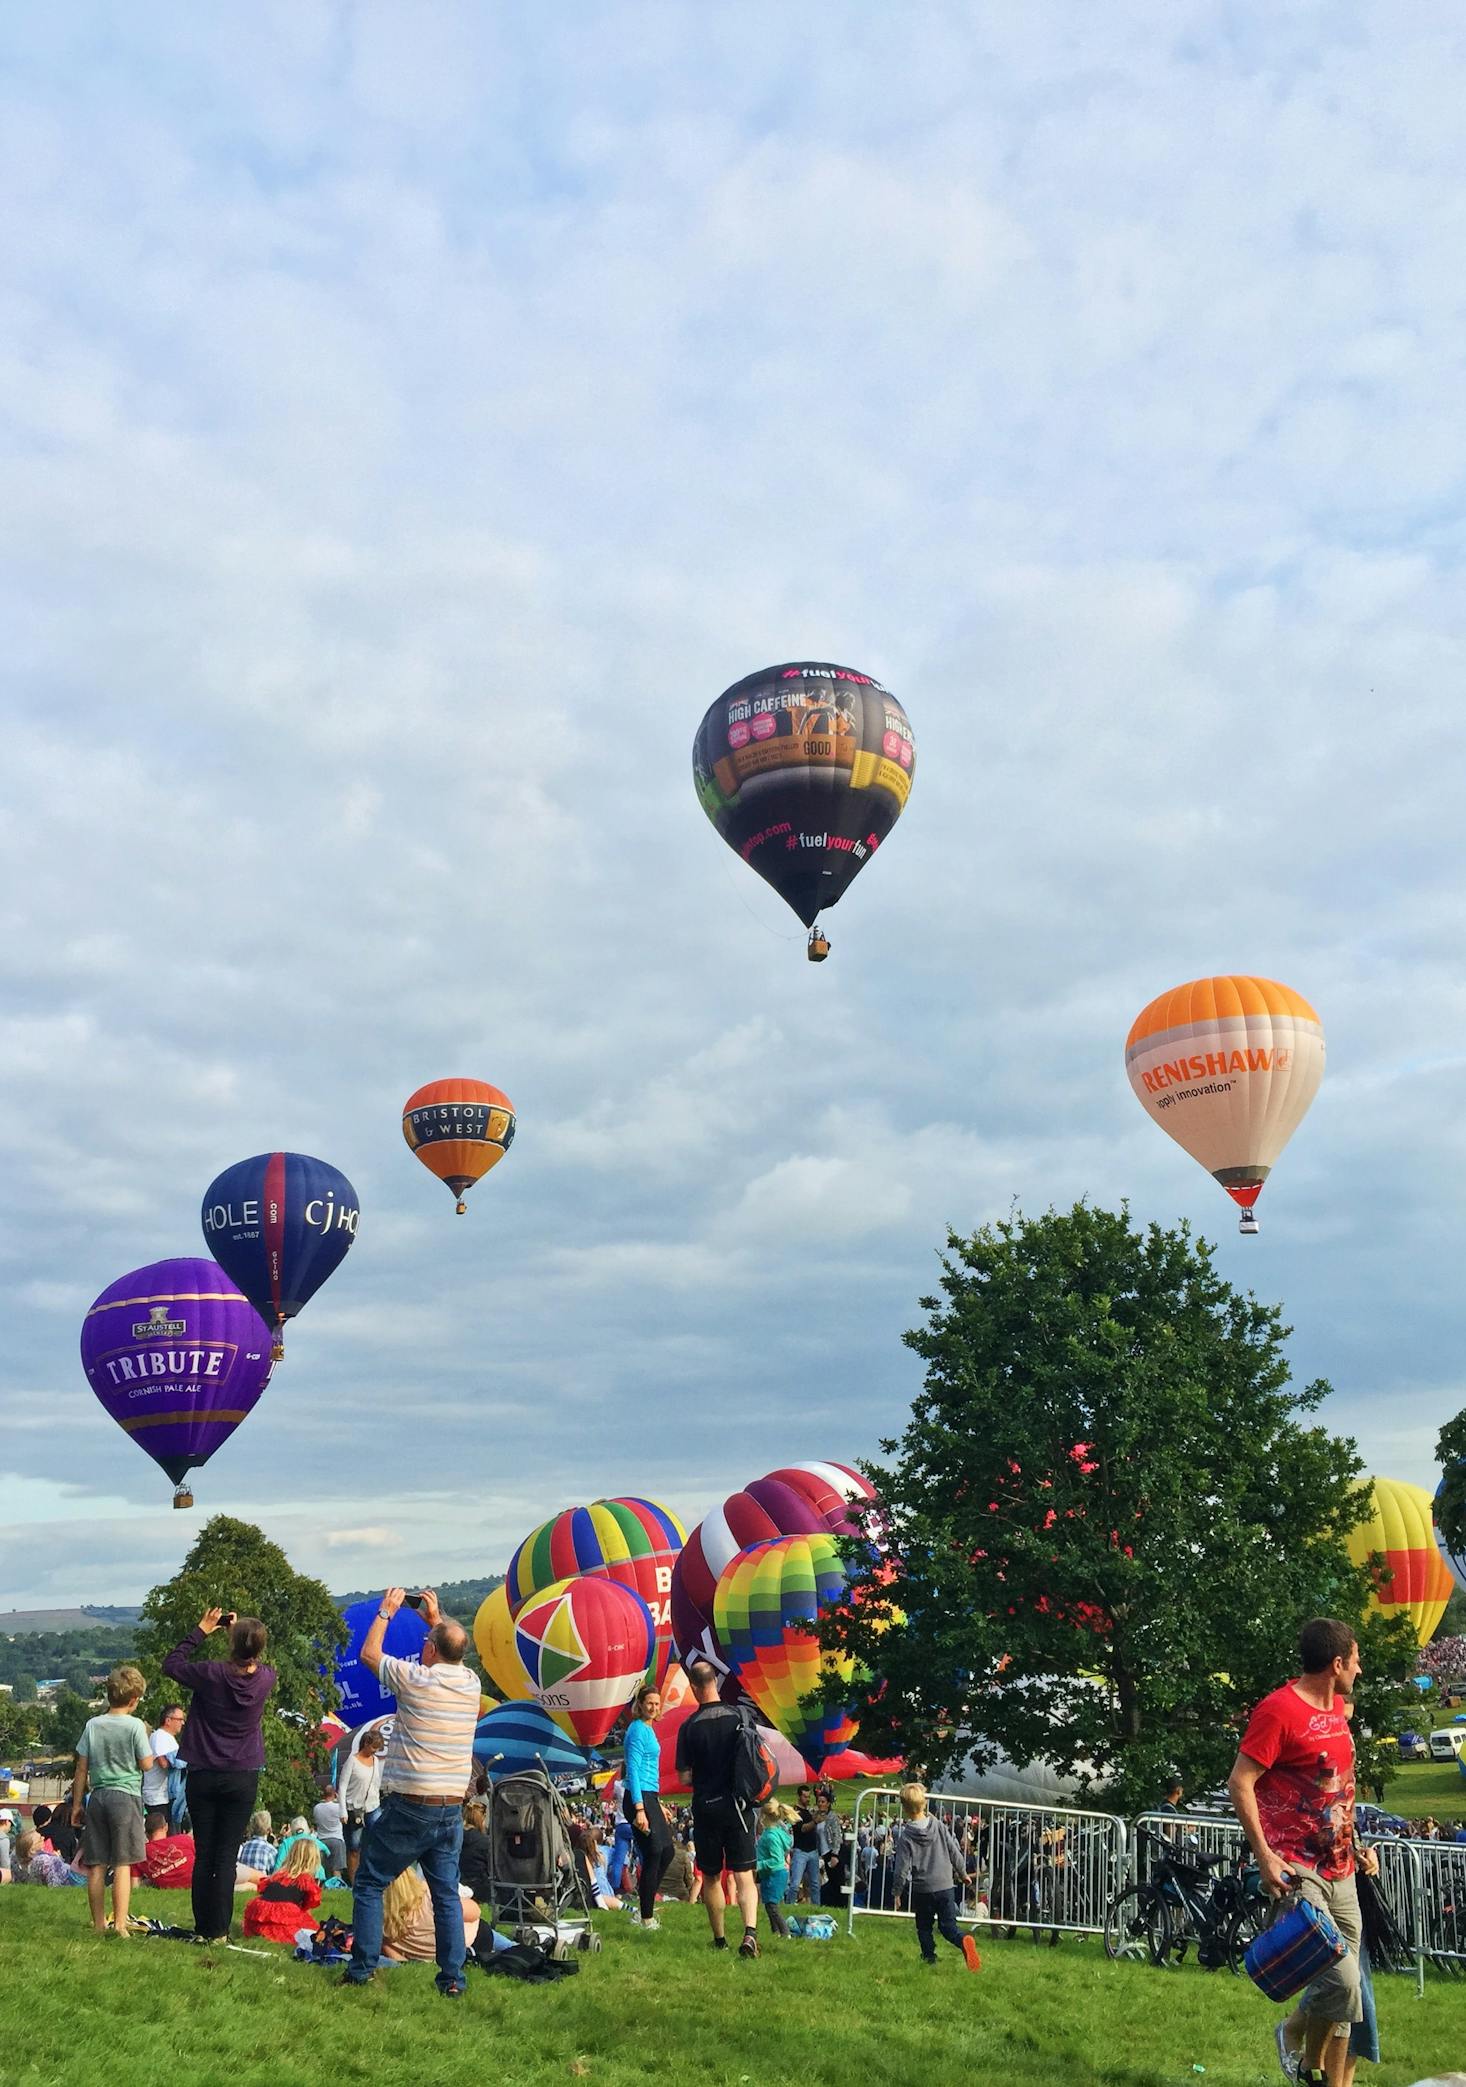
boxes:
[674,1662,760,1958]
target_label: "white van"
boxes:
[1427,1728,1466,1762]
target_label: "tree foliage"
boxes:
[133,1516,347,1820]
[1434,1410,1466,1556]
[824,1203,1418,1811]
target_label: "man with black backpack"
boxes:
[675,1661,764,1958]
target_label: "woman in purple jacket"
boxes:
[163,1606,276,1943]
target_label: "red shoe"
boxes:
[962,1935,981,1972]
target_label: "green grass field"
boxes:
[3,1886,1462,2087]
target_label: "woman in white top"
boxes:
[339,1727,386,1883]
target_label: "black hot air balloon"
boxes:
[693,662,915,960]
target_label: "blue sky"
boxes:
[4,3,1466,1608]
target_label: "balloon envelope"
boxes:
[506,1497,685,1688]
[201,1151,360,1352]
[79,1258,273,1490]
[1347,1476,1454,1645]
[473,1583,535,1701]
[1125,976,1324,1225]
[655,1698,812,1794]
[334,1599,428,1727]
[671,1462,880,1679]
[693,662,915,929]
[473,1700,603,1783]
[713,1533,858,1771]
[514,1575,655,1751]
[402,1078,515,1213]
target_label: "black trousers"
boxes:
[186,1768,259,1938]
[913,1885,965,1961]
[624,1791,675,1920]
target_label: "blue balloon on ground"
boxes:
[201,1150,360,1357]
[472,1700,604,1783]
[335,1599,428,1726]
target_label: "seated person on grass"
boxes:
[141,1815,196,1890]
[380,1865,481,1964]
[242,1838,324,1943]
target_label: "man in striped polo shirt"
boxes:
[341,1588,480,1995]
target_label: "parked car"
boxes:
[1395,1731,1431,1762]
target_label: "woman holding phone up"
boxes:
[163,1607,276,1944]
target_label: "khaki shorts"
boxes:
[81,1787,147,1869]
[1290,1865,1362,2029]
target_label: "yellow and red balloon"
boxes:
[1347,1475,1453,1646]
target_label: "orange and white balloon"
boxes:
[1125,975,1324,1233]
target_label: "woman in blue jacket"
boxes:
[622,1683,675,1929]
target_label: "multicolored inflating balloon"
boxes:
[472,1583,535,1702]
[402,1078,516,1216]
[506,1497,686,1688]
[514,1574,655,1751]
[671,1463,879,1678]
[472,1700,601,1783]
[1125,976,1325,1235]
[713,1533,858,1771]
[1347,1475,1454,1645]
[693,662,915,957]
[334,1598,429,1727]
[79,1258,273,1508]
[201,1151,360,1357]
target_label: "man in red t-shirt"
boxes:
[1229,1619,1365,2087]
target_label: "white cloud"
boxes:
[2,5,1465,1601]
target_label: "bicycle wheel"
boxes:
[1223,1893,1268,1975]
[1104,1883,1169,1965]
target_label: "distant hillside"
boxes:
[1,1606,142,1635]
[332,1575,503,1620]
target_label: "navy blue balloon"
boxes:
[201,1150,360,1356]
[334,1598,429,1726]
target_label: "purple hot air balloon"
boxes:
[80,1257,274,1508]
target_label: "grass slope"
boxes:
[2,1888,1461,2087]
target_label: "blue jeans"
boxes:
[346,1795,466,1993]
[788,1848,821,1900]
[607,1819,635,1894]
[913,1886,965,1961]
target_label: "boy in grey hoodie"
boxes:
[892,1783,981,1971]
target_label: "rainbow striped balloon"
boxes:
[712,1533,858,1771]
[506,1497,685,1688]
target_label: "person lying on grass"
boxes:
[71,1663,154,1936]
[13,1829,84,1887]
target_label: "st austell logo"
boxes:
[131,1303,189,1340]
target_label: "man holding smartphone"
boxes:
[340,1589,479,1997]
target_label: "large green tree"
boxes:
[825,1203,1416,1811]
[133,1517,347,1820]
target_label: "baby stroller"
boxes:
[486,1767,598,1959]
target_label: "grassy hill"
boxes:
[4,1885,1459,2086]
[0,1606,142,1634]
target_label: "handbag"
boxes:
[1243,1891,1347,2002]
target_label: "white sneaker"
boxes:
[627,1909,643,1926]
[640,1918,661,1932]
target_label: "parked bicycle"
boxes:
[1104,1823,1268,1972]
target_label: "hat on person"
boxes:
[0,1808,14,1823]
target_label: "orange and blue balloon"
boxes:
[402,1078,516,1216]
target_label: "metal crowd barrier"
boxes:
[844,1785,1129,1941]
[845,1793,1463,1996]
